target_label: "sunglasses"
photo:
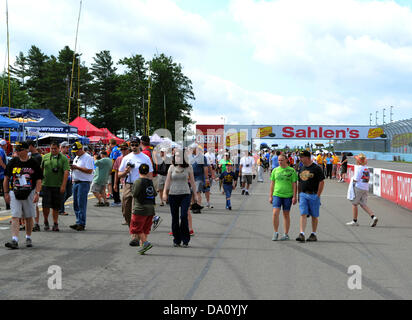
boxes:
[131,143,139,147]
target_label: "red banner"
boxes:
[396,172,412,211]
[381,170,398,203]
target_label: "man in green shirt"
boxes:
[41,141,70,232]
[269,154,298,241]
[218,153,232,194]
[91,151,113,206]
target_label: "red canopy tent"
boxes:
[101,128,125,144]
[88,136,104,143]
[69,117,104,137]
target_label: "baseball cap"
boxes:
[119,142,129,150]
[129,136,140,144]
[15,141,29,151]
[60,141,70,147]
[300,150,311,158]
[71,141,83,152]
[26,140,36,147]
[0,140,6,146]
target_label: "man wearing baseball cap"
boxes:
[70,141,94,231]
[58,141,72,216]
[296,150,325,243]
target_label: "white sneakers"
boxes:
[346,217,378,227]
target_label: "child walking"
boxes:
[218,162,236,210]
[130,164,157,255]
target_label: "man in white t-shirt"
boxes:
[346,153,378,227]
[239,151,255,196]
[70,142,95,231]
[118,137,153,227]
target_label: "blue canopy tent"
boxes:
[0,114,20,129]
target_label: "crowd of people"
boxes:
[2,137,377,253]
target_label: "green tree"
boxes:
[117,54,147,136]
[0,73,34,108]
[148,54,195,138]
[90,50,121,134]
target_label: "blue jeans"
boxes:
[73,181,90,226]
[168,194,191,245]
[59,177,73,213]
[223,184,233,199]
[299,192,320,218]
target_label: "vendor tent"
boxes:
[101,128,125,144]
[69,117,104,137]
[24,110,78,134]
[0,114,20,129]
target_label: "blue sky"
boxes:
[3,0,412,147]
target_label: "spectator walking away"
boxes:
[189,145,209,212]
[140,135,162,230]
[109,139,122,206]
[129,164,156,254]
[59,141,72,216]
[70,142,94,231]
[92,151,113,207]
[113,143,130,215]
[269,154,298,241]
[163,149,197,248]
[296,150,325,243]
[271,151,280,171]
[240,151,255,196]
[4,141,43,250]
[154,147,171,207]
[118,137,153,227]
[218,162,236,210]
[346,153,378,227]
[40,141,70,232]
[0,139,10,210]
[339,153,348,182]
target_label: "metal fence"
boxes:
[335,118,412,154]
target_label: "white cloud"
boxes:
[229,0,412,84]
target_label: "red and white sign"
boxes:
[196,125,225,151]
[396,172,412,211]
[381,170,397,203]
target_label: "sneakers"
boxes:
[280,234,290,241]
[70,224,85,231]
[94,202,106,207]
[5,240,19,250]
[152,216,163,231]
[272,232,279,241]
[52,224,60,232]
[32,224,41,232]
[26,238,33,248]
[110,202,122,207]
[44,222,50,231]
[129,239,140,247]
[346,220,359,226]
[370,217,378,227]
[59,212,69,216]
[245,191,250,196]
[296,233,305,242]
[182,244,189,248]
[138,241,153,255]
[173,243,181,247]
[307,233,318,242]
[104,202,110,207]
[241,190,245,195]
[206,203,214,209]
[70,224,79,230]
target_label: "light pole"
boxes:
[383,108,386,125]
[390,106,394,123]
[375,111,379,126]
[370,113,372,126]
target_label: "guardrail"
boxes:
[337,164,412,212]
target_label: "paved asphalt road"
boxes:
[347,157,412,173]
[1,169,412,300]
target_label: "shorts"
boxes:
[299,192,320,218]
[129,214,153,235]
[157,175,167,190]
[272,196,292,211]
[91,183,105,194]
[341,166,347,174]
[195,180,205,193]
[10,190,36,219]
[242,174,253,185]
[42,186,62,210]
[351,187,368,206]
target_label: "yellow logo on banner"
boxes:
[226,132,247,147]
[367,128,384,139]
[257,126,273,138]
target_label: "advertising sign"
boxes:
[381,170,397,203]
[396,172,412,211]
[373,168,382,197]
